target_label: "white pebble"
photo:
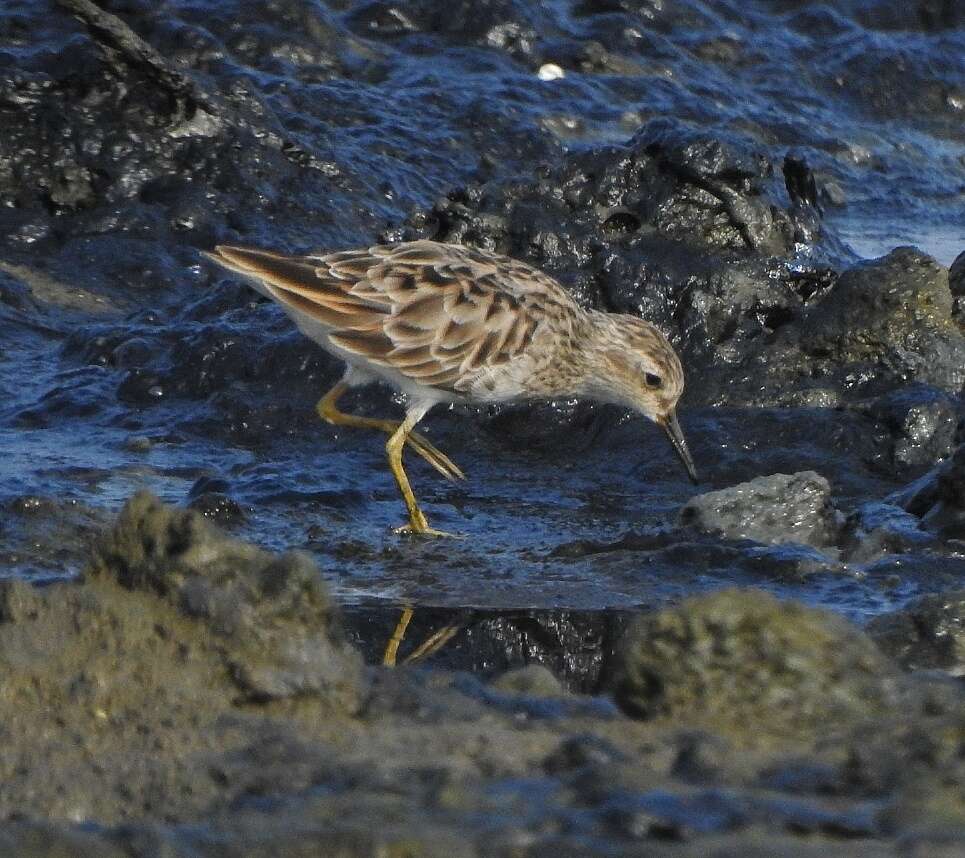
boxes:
[538,63,565,81]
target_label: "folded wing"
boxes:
[206,241,565,394]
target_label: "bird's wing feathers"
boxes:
[207,241,572,393]
[203,246,387,331]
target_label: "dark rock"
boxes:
[783,154,823,213]
[838,0,964,31]
[950,251,965,293]
[951,249,965,323]
[346,0,557,64]
[397,115,832,323]
[57,0,222,119]
[608,589,899,738]
[625,120,800,255]
[801,248,965,394]
[897,443,965,540]
[110,337,157,370]
[840,502,936,563]
[669,731,732,783]
[730,246,965,405]
[187,491,246,526]
[678,472,842,549]
[742,542,842,580]
[860,385,960,473]
[389,134,965,412]
[867,591,965,673]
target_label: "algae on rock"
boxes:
[609,589,899,741]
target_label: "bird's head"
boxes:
[586,314,697,483]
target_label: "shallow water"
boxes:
[1,0,964,646]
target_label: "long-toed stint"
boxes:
[205,240,696,665]
[205,240,696,534]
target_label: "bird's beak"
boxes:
[659,410,698,484]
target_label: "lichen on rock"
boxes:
[608,589,899,741]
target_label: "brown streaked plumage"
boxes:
[203,239,696,538]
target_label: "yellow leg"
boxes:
[404,623,460,664]
[382,606,461,667]
[317,382,465,482]
[382,606,414,666]
[385,406,461,538]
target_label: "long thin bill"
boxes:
[662,410,698,484]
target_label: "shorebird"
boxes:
[204,240,697,537]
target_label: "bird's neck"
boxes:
[571,310,631,405]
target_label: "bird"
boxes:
[203,239,697,537]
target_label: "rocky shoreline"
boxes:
[1,491,964,855]
[1,0,964,853]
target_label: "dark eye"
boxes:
[645,372,662,389]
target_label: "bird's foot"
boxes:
[393,522,463,539]
[393,507,463,539]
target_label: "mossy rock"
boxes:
[609,589,899,742]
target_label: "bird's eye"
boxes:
[645,372,662,389]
